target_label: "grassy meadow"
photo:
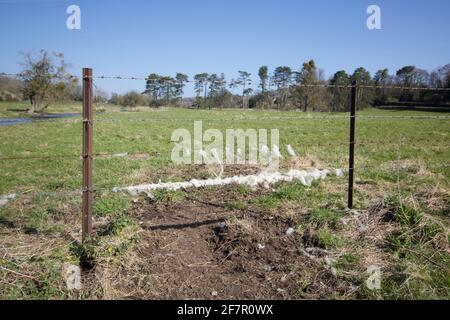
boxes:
[0,102,449,299]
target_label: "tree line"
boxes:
[1,50,449,113]
[111,60,450,110]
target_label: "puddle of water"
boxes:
[0,113,81,126]
[0,118,33,126]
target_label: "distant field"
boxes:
[0,100,124,118]
[0,106,449,299]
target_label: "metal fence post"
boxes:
[348,80,357,209]
[82,68,93,241]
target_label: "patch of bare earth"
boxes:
[104,185,348,299]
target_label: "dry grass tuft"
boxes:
[290,154,321,170]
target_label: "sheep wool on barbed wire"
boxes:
[271,144,282,159]
[286,144,297,158]
[112,167,343,196]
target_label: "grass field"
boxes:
[0,102,449,299]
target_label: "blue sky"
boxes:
[1,0,449,96]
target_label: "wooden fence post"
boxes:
[82,68,93,241]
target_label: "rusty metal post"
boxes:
[82,68,93,241]
[348,80,357,209]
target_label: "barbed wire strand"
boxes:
[0,72,79,80]
[0,151,155,161]
[3,71,450,91]
[87,75,450,91]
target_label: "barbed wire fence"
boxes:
[1,69,450,240]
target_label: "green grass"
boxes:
[307,208,345,228]
[1,105,448,195]
[151,189,186,203]
[335,253,360,270]
[316,229,346,249]
[256,181,321,209]
[92,194,130,217]
[363,195,450,299]
[0,103,449,299]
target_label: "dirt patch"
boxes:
[102,186,348,299]
[208,213,347,299]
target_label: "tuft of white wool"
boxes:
[236,148,244,162]
[210,148,224,178]
[112,168,343,196]
[260,144,270,155]
[259,144,271,164]
[286,227,295,236]
[286,145,296,157]
[0,194,16,207]
[112,152,128,158]
[271,144,282,159]
[198,149,208,161]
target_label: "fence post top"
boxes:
[82,68,93,76]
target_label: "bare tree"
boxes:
[20,50,71,114]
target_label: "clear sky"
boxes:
[1,0,449,96]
